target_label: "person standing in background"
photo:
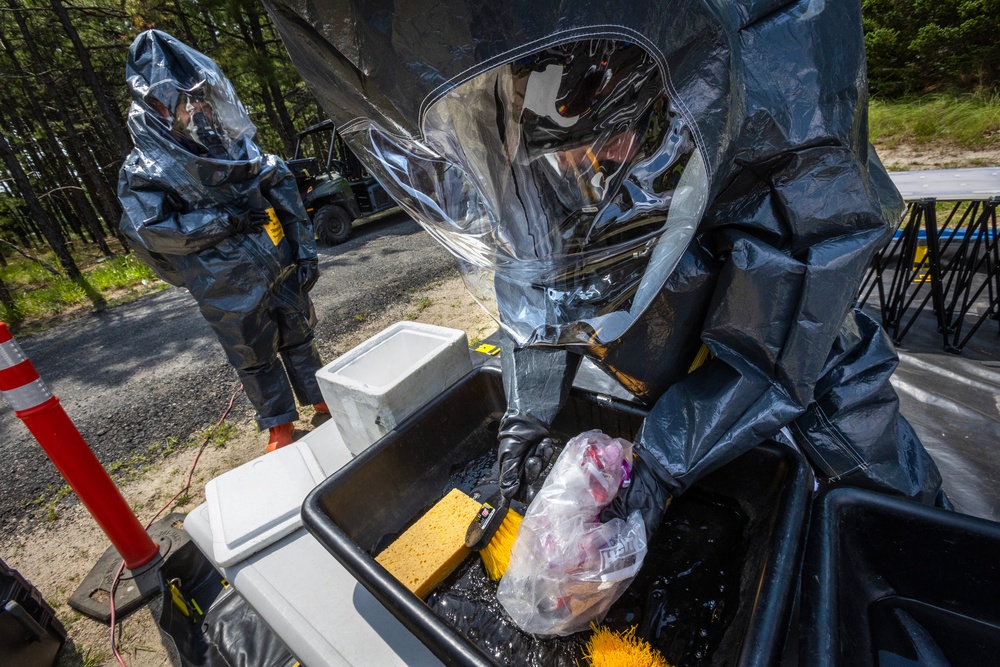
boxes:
[118,29,327,452]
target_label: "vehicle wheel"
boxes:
[314,205,352,245]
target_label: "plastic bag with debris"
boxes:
[496,430,647,636]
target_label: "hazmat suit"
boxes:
[261,1,944,523]
[118,30,326,446]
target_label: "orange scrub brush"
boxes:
[465,491,523,580]
[583,623,672,667]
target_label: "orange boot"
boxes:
[266,422,295,452]
[313,402,330,414]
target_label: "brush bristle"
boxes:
[583,623,671,667]
[479,508,522,580]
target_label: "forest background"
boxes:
[0,0,998,333]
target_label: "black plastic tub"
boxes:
[1,558,66,667]
[802,487,1000,667]
[302,366,813,666]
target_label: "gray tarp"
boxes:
[262,0,943,503]
[886,304,1000,521]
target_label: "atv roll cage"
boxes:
[287,119,395,245]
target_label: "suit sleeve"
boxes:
[636,145,903,495]
[261,156,317,263]
[118,171,235,255]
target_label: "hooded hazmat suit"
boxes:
[118,30,325,431]
[261,0,944,517]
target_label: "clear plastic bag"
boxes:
[496,430,648,636]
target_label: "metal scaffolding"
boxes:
[858,167,1000,353]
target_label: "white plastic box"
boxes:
[316,321,472,455]
[186,423,443,666]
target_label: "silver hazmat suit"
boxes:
[118,30,325,429]
[262,0,944,505]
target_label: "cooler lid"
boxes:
[206,444,327,567]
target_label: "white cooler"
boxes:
[183,423,443,667]
[183,322,477,667]
[316,321,472,455]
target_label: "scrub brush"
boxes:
[465,490,523,580]
[582,623,671,667]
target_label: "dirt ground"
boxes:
[3,147,997,666]
[0,274,494,667]
[876,142,1000,171]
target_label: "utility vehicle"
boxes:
[286,119,396,245]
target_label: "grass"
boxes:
[56,644,109,667]
[21,483,72,511]
[870,94,1000,150]
[16,389,240,523]
[81,646,109,667]
[405,293,434,320]
[202,421,237,449]
[0,248,167,332]
[87,254,160,291]
[19,419,240,519]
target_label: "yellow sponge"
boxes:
[375,488,482,599]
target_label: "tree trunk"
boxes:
[0,273,20,325]
[9,208,38,247]
[49,0,130,158]
[169,0,199,49]
[247,4,297,153]
[0,110,79,279]
[66,86,123,249]
[0,47,115,259]
[6,0,120,255]
[52,195,89,245]
[18,121,99,249]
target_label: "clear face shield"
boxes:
[342,39,708,346]
[141,79,256,161]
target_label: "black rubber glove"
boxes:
[297,258,319,292]
[224,205,269,234]
[599,448,673,539]
[498,412,555,504]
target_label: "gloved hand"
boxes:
[599,448,672,539]
[297,258,319,292]
[498,411,556,503]
[224,204,269,234]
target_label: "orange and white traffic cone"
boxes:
[0,323,159,570]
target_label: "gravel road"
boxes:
[0,211,456,523]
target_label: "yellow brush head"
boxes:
[583,623,671,667]
[478,507,522,581]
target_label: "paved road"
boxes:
[0,211,457,523]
